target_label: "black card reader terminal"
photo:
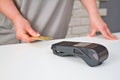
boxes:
[51,41,109,67]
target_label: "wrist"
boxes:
[11,14,24,24]
[89,13,101,20]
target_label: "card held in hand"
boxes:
[31,36,52,41]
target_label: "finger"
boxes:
[99,28,115,40]
[88,29,97,37]
[17,33,36,43]
[106,28,118,39]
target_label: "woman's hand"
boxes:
[13,16,40,42]
[88,15,117,40]
[0,0,40,43]
[80,0,117,40]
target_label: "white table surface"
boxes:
[0,32,120,80]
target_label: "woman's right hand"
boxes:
[0,0,40,43]
[13,16,40,43]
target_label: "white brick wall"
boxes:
[66,0,101,38]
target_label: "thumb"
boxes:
[26,26,40,37]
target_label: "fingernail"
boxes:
[36,33,40,36]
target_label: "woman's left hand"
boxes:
[88,15,118,40]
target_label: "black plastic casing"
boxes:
[51,41,109,67]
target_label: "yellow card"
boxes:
[31,36,52,41]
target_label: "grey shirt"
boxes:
[0,0,74,45]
